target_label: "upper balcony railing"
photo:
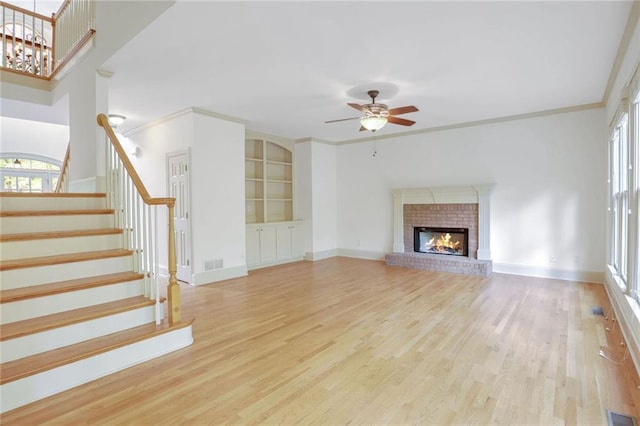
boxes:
[0,0,95,80]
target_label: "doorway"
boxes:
[167,150,192,283]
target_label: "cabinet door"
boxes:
[259,226,277,263]
[276,224,293,260]
[246,227,261,267]
[291,223,305,258]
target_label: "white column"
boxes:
[392,189,405,253]
[68,69,109,192]
[474,184,495,260]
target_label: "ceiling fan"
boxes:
[325,90,418,132]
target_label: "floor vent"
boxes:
[607,410,638,426]
[592,306,605,316]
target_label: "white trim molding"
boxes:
[391,184,495,260]
[305,249,338,261]
[192,265,248,285]
[494,262,604,284]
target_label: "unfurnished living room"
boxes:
[1,0,640,424]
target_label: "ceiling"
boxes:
[13,1,638,142]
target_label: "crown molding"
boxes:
[602,0,640,106]
[337,102,604,145]
[294,137,337,146]
[124,106,247,137]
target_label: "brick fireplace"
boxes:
[386,185,494,276]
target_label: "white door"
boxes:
[168,151,191,283]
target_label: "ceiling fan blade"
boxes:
[348,102,365,112]
[325,117,360,124]
[387,105,419,116]
[387,116,416,126]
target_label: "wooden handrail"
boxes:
[0,1,53,22]
[97,114,174,207]
[54,143,70,193]
[97,113,181,324]
[48,28,94,80]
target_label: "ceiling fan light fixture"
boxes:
[360,115,387,132]
[108,114,127,128]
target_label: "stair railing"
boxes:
[97,113,182,325]
[54,143,70,193]
[0,1,53,78]
[0,0,95,79]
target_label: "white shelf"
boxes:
[266,179,292,183]
[245,139,294,224]
[266,160,292,166]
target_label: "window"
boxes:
[633,91,640,304]
[610,115,629,287]
[0,155,61,193]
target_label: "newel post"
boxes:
[167,202,181,323]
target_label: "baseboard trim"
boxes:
[604,268,640,376]
[68,176,106,193]
[336,249,386,261]
[192,265,247,285]
[304,249,338,261]
[493,262,604,283]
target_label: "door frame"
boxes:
[166,148,193,284]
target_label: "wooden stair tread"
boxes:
[1,296,162,341]
[0,228,123,242]
[0,318,194,385]
[0,249,133,271]
[0,271,145,303]
[0,209,114,217]
[0,192,106,198]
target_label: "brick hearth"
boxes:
[385,252,492,276]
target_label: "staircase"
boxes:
[0,192,193,413]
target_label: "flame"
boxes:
[424,233,461,253]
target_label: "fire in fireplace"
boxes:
[413,227,469,257]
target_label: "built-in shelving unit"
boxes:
[245,137,293,223]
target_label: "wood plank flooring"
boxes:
[2,257,639,424]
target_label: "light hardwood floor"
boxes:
[2,257,639,425]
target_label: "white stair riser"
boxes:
[1,255,133,290]
[1,280,145,324]
[0,197,105,212]
[1,234,124,260]
[0,325,193,413]
[1,303,162,362]
[0,214,114,234]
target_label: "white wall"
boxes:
[0,117,68,161]
[124,109,246,285]
[336,108,607,278]
[310,142,338,256]
[190,112,245,284]
[295,140,338,259]
[295,141,313,255]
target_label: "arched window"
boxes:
[0,154,61,192]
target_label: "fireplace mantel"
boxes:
[391,184,495,260]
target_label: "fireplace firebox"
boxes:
[413,227,469,257]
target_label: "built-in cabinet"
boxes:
[245,133,304,269]
[246,221,304,269]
